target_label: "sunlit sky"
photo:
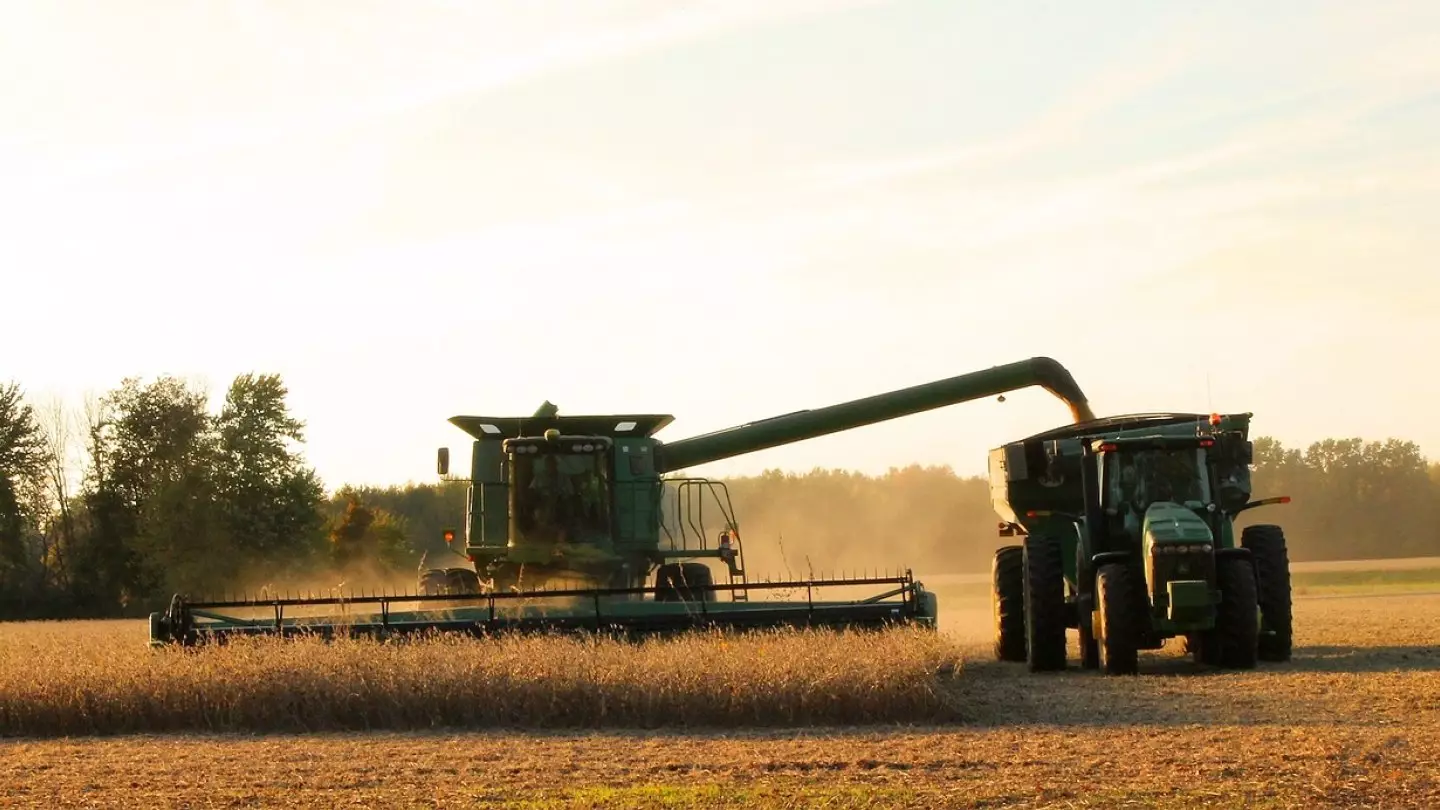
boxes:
[4,1,1438,489]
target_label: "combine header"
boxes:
[151,356,1097,646]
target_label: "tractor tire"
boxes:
[418,568,449,595]
[1242,524,1293,662]
[655,563,715,602]
[1208,556,1260,669]
[1078,602,1101,670]
[679,562,716,602]
[992,545,1027,662]
[444,567,482,595]
[1096,563,1140,675]
[1023,533,1068,672]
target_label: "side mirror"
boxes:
[437,447,450,476]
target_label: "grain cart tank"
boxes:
[150,357,1094,645]
[987,412,1294,675]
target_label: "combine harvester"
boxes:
[987,412,1294,675]
[149,356,1096,646]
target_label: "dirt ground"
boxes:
[3,590,1438,808]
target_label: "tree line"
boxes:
[2,374,1437,620]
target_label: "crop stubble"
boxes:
[2,586,1438,807]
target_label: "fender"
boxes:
[1234,496,1291,515]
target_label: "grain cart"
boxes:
[987,412,1293,675]
[150,357,1096,646]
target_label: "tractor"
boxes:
[988,412,1293,674]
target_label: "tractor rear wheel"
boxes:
[1023,533,1067,672]
[1096,563,1140,675]
[1242,524,1293,662]
[1207,556,1260,669]
[992,545,1027,662]
[1078,597,1101,670]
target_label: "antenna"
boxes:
[1206,372,1213,412]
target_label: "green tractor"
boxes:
[988,412,1293,675]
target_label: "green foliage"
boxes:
[1243,436,1439,560]
[0,382,48,598]
[215,374,326,570]
[321,480,468,559]
[2,373,346,619]
[88,376,224,604]
[326,487,416,572]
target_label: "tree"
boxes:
[327,487,415,573]
[214,374,325,570]
[30,396,82,599]
[85,376,224,607]
[0,381,49,607]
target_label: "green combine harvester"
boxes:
[149,356,1097,646]
[987,412,1294,675]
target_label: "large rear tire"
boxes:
[1207,556,1260,669]
[1242,524,1293,662]
[992,545,1027,662]
[1023,533,1068,672]
[1096,563,1140,675]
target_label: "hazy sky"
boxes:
[4,0,1438,489]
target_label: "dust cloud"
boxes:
[219,558,427,602]
[715,467,1004,582]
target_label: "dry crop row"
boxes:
[0,622,964,737]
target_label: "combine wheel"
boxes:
[1207,556,1259,669]
[1242,524,1293,662]
[1023,533,1067,672]
[655,562,715,602]
[680,562,716,602]
[992,546,1026,662]
[1095,563,1140,675]
[418,568,449,595]
[444,568,482,595]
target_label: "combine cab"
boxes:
[988,412,1294,674]
[150,356,1098,646]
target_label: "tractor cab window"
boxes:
[512,451,611,543]
[1105,447,1211,513]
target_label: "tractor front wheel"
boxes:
[1023,534,1067,672]
[992,545,1027,662]
[1205,556,1260,669]
[1242,524,1293,662]
[1096,563,1140,675]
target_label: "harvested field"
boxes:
[2,566,1438,808]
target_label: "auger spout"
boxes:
[656,356,1094,473]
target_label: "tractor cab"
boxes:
[1093,435,1219,556]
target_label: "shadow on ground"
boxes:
[1283,644,1440,673]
